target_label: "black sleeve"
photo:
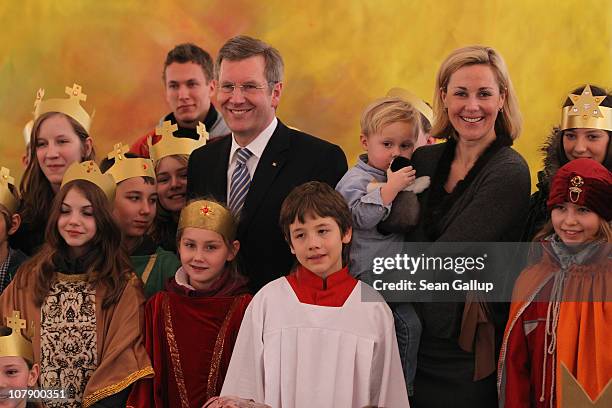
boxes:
[316,143,348,188]
[88,385,131,407]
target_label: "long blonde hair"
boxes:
[431,45,522,141]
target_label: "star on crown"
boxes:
[197,122,210,142]
[6,311,26,332]
[568,85,606,119]
[108,143,130,161]
[65,83,87,102]
[155,121,178,139]
[0,167,15,186]
[34,89,45,108]
[200,205,214,216]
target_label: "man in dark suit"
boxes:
[186,35,348,292]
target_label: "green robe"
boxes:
[131,247,180,298]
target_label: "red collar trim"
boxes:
[285,265,357,307]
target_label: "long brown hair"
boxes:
[19,112,96,228]
[17,180,131,308]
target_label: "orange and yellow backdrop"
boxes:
[1,0,610,189]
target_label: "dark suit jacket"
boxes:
[186,119,348,292]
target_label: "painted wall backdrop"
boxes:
[1,0,610,190]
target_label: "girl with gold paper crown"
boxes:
[99,143,181,298]
[148,120,207,252]
[12,84,96,256]
[127,199,251,408]
[523,85,612,241]
[498,158,612,407]
[0,161,153,408]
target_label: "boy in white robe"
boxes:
[220,181,409,408]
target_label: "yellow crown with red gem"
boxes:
[33,83,94,132]
[0,167,18,214]
[0,311,34,364]
[148,120,208,164]
[561,85,612,132]
[61,161,116,202]
[104,143,155,184]
[178,200,236,241]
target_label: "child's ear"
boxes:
[360,134,368,151]
[226,240,240,262]
[8,213,21,236]
[27,363,40,387]
[341,227,352,244]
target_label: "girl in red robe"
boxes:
[498,158,612,407]
[128,199,252,408]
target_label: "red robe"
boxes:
[498,242,612,407]
[127,269,252,408]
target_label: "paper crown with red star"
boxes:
[61,161,116,202]
[178,200,236,241]
[104,143,155,184]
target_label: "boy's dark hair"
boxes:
[279,181,352,263]
[163,43,214,82]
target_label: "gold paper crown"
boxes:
[148,120,208,164]
[61,161,116,202]
[561,363,612,407]
[387,87,434,124]
[104,143,155,184]
[0,311,34,364]
[33,83,94,132]
[178,200,236,241]
[0,167,18,214]
[561,85,612,132]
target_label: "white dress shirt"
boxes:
[227,117,278,202]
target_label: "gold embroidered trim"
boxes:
[55,272,88,282]
[163,293,190,408]
[206,295,244,400]
[141,253,158,285]
[82,366,154,407]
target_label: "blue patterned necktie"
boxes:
[228,147,253,215]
